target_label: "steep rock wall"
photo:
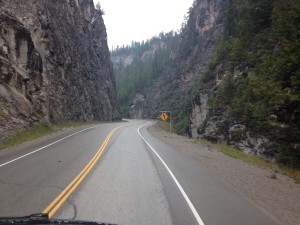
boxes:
[0,0,121,141]
[190,95,276,159]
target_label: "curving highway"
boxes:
[0,120,280,225]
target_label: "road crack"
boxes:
[65,199,78,220]
[0,178,64,191]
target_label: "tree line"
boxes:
[112,31,178,116]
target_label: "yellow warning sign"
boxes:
[160,112,168,121]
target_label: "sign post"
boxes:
[159,111,172,133]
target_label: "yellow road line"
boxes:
[43,127,119,218]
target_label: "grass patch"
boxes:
[54,121,97,129]
[279,167,300,184]
[270,172,277,179]
[157,121,172,133]
[0,121,103,150]
[0,123,54,150]
[217,144,272,168]
[197,139,300,183]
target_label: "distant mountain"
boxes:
[0,0,121,141]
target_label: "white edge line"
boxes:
[0,125,103,168]
[138,122,205,225]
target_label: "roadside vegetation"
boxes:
[197,139,300,183]
[158,120,172,133]
[0,123,54,150]
[0,121,101,150]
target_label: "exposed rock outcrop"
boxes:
[129,93,146,119]
[190,100,276,159]
[0,0,121,141]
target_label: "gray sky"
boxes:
[96,0,194,49]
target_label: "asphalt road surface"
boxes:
[0,120,280,225]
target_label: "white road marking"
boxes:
[138,122,205,225]
[0,125,103,168]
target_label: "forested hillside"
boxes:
[112,0,299,167]
[112,31,178,116]
[196,0,300,167]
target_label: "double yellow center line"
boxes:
[43,126,119,218]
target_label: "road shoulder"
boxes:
[148,123,300,225]
[0,123,104,165]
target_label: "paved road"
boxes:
[0,120,280,225]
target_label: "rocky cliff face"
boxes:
[190,94,276,159]
[0,0,121,141]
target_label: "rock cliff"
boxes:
[0,0,121,141]
[190,95,276,159]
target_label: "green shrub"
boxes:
[0,123,53,149]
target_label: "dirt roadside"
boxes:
[148,124,300,225]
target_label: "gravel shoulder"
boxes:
[148,124,300,225]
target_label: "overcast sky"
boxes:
[96,0,194,49]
